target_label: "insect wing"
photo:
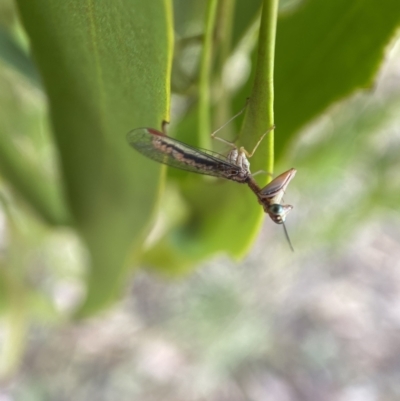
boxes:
[259,168,296,203]
[127,128,242,178]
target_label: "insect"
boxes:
[127,123,296,250]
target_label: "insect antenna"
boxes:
[282,222,294,252]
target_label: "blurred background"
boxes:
[1,0,400,400]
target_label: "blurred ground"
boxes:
[3,214,400,401]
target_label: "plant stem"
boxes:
[242,0,279,178]
[198,0,219,149]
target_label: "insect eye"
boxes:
[269,204,283,215]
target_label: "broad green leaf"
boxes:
[274,0,400,157]
[15,0,173,316]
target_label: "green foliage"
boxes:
[274,0,400,157]
[0,26,41,87]
[14,0,173,316]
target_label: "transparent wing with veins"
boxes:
[127,128,244,179]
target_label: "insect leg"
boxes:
[210,98,249,148]
[241,125,275,158]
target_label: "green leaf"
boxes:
[274,0,400,157]
[231,0,262,49]
[0,64,69,226]
[0,26,41,88]
[15,0,173,316]
[0,129,70,226]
